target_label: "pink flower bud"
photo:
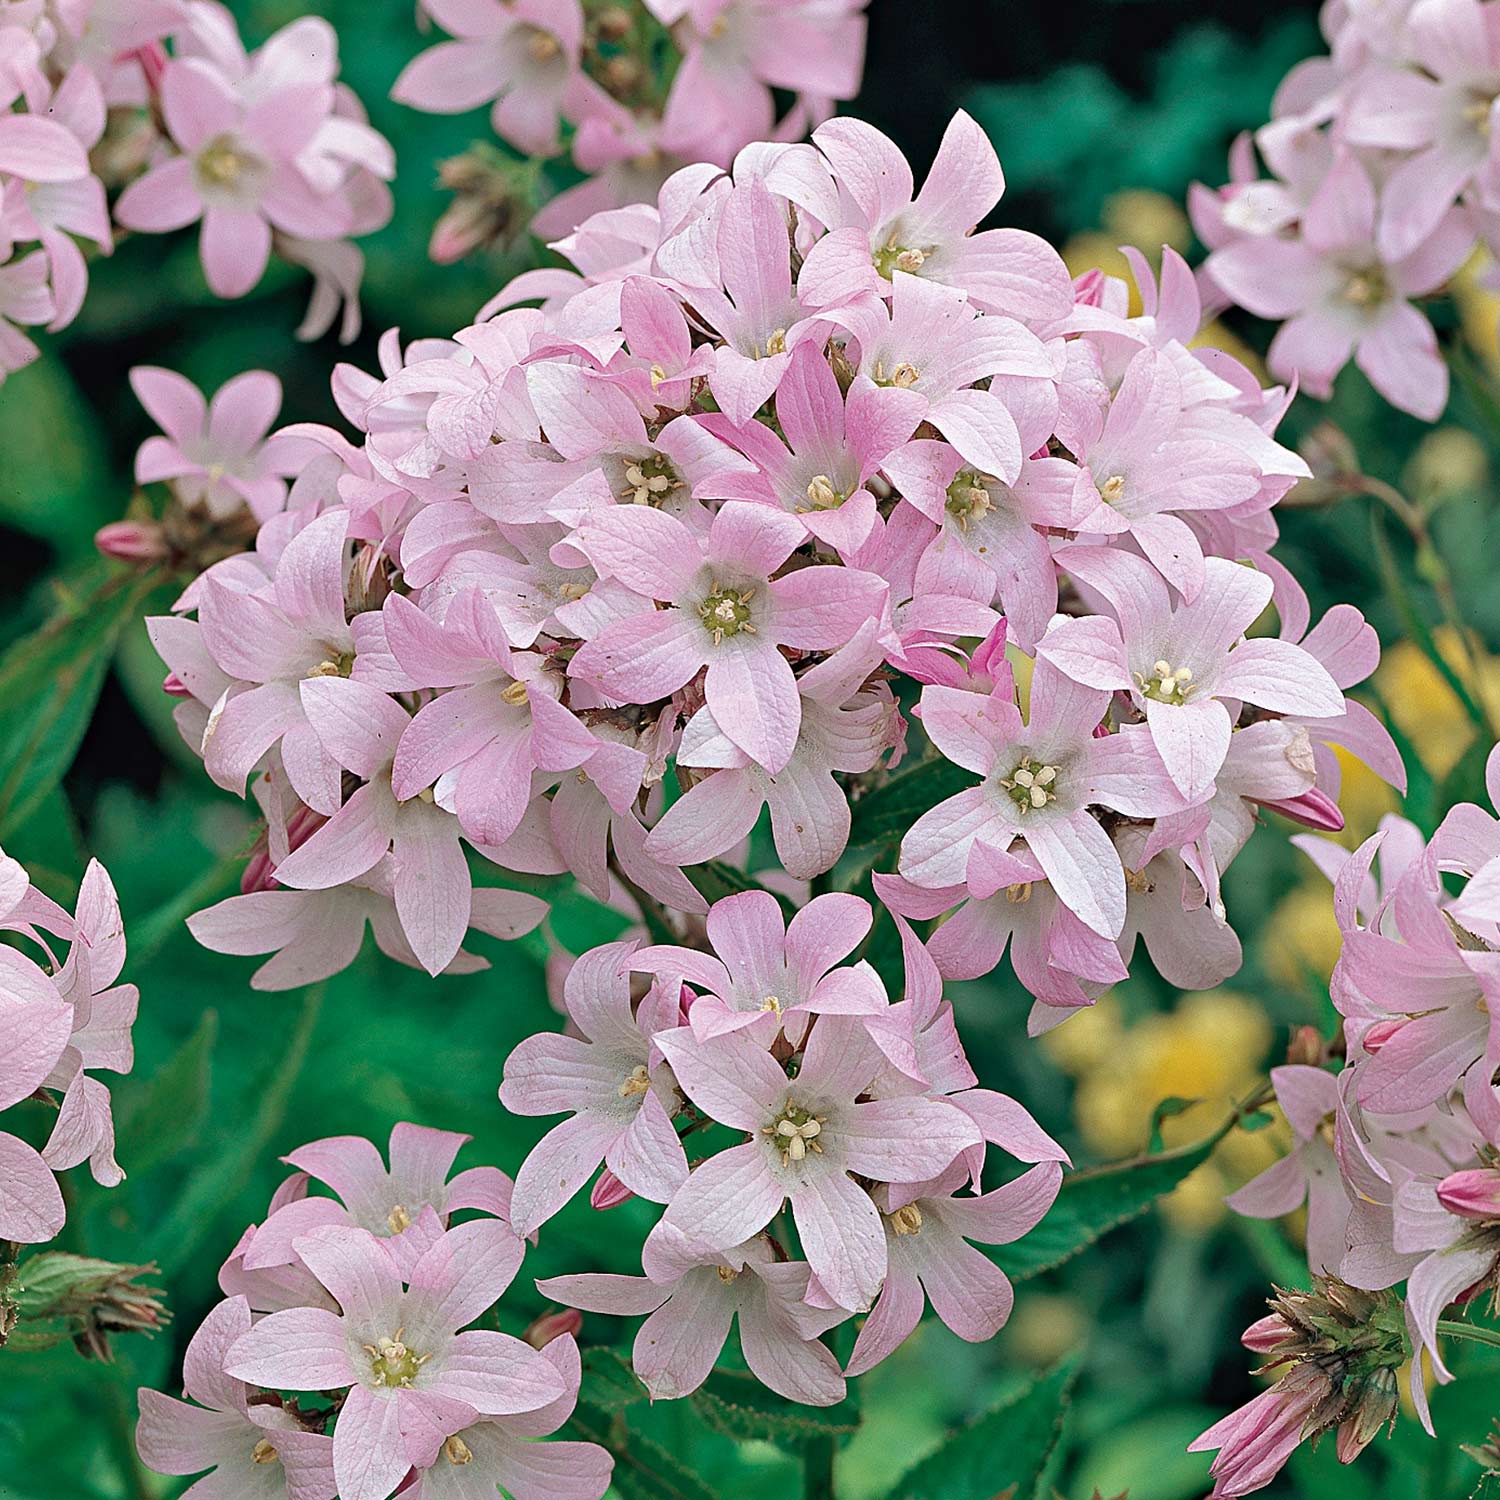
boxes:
[95,520,168,563]
[1258,788,1345,832]
[1072,267,1108,308]
[161,672,191,699]
[133,43,168,94]
[1362,1018,1407,1054]
[1436,1168,1500,1221]
[524,1308,583,1349]
[1241,1313,1292,1353]
[590,1169,634,1211]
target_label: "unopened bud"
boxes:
[96,520,169,564]
[590,1169,634,1211]
[1258,787,1345,832]
[9,1254,168,1361]
[1437,1168,1500,1222]
[430,147,537,264]
[1284,1026,1326,1068]
[1362,1018,1407,1054]
[524,1307,582,1349]
[596,5,633,40]
[1240,1312,1292,1353]
[161,672,192,699]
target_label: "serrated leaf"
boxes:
[115,1010,217,1177]
[689,1366,860,1451]
[886,1354,1080,1500]
[994,1129,1227,1282]
[847,757,972,850]
[578,1346,647,1411]
[0,566,160,840]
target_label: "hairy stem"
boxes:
[1436,1318,1500,1350]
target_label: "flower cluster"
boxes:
[506,910,1067,1397]
[137,109,1393,1015]
[0,0,393,382]
[1192,0,1492,421]
[0,850,137,1246]
[1206,740,1500,1493]
[135,1122,613,1500]
[391,0,870,251]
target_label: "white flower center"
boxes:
[1001,756,1059,812]
[364,1328,428,1388]
[762,1099,826,1165]
[1137,659,1195,705]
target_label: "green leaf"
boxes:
[994,1128,1229,1282]
[1148,1096,1200,1152]
[577,1347,647,1412]
[564,1405,722,1500]
[0,566,160,840]
[885,1354,1080,1500]
[155,984,322,1275]
[688,860,797,919]
[689,1366,861,1452]
[847,757,972,850]
[115,1010,217,1177]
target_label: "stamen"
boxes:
[618,1064,651,1098]
[251,1439,279,1465]
[1000,755,1060,813]
[387,1204,413,1234]
[1099,473,1126,503]
[500,679,530,705]
[889,1204,923,1236]
[804,474,844,510]
[445,1436,474,1465]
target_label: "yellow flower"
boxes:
[1046,990,1282,1229]
[1264,882,1344,988]
[1375,630,1500,779]
[1452,247,1500,371]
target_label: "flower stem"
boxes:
[805,1435,837,1500]
[1436,1318,1500,1350]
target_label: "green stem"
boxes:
[1436,1318,1500,1350]
[805,1435,836,1500]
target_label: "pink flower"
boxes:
[500,941,689,1236]
[238,1123,516,1279]
[382,590,596,846]
[1189,1382,1321,1498]
[630,889,888,1043]
[1040,551,1343,799]
[1064,348,1263,598]
[569,499,887,773]
[0,238,53,381]
[646,625,898,877]
[392,0,585,158]
[267,676,478,976]
[400,1334,612,1500]
[1342,0,1500,260]
[898,659,1188,939]
[1206,151,1470,420]
[137,1297,337,1500]
[224,1222,566,1500]
[651,1017,980,1310]
[843,1158,1062,1375]
[131,365,299,521]
[540,1233,847,1404]
[0,965,72,1242]
[703,338,924,557]
[791,110,1074,326]
[1227,1065,1352,1275]
[114,55,355,297]
[188,858,548,991]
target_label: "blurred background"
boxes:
[5,2,1500,1497]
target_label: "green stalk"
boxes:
[805,1435,837,1500]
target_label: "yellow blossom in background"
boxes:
[1375,629,1500,780]
[1452,247,1500,372]
[1405,426,1488,505]
[1328,742,1399,846]
[1263,881,1343,990]
[1044,990,1287,1230]
[1004,1293,1089,1368]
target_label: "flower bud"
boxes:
[8,1253,168,1361]
[429,148,537,264]
[1241,1312,1292,1353]
[1436,1168,1500,1222]
[590,1169,634,1211]
[524,1308,582,1349]
[1285,1025,1326,1068]
[1258,787,1345,832]
[1362,1018,1407,1054]
[95,520,169,564]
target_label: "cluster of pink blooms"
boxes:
[510,914,1067,1395]
[136,1122,613,1500]
[137,108,1399,1023]
[1198,739,1500,1495]
[0,849,137,1246]
[0,0,393,381]
[1192,0,1495,421]
[391,0,870,247]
